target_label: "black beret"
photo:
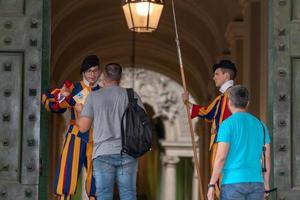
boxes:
[80,55,100,74]
[213,60,237,74]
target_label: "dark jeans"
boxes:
[221,183,264,200]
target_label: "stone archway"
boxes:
[49,0,274,199]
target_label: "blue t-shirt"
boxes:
[217,112,270,185]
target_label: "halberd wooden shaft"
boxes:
[171,0,205,199]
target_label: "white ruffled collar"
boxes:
[219,80,234,94]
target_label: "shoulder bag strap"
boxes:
[260,121,267,173]
[126,88,135,103]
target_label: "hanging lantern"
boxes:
[122,0,164,32]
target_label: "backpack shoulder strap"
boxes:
[126,88,135,103]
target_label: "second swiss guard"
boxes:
[42,55,101,200]
[182,59,237,199]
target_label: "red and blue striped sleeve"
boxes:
[191,95,222,122]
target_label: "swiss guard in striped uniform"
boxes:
[182,60,237,199]
[42,55,101,200]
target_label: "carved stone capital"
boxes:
[225,21,244,48]
[239,0,250,9]
[162,155,180,165]
[239,0,259,14]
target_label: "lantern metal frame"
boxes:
[122,0,164,32]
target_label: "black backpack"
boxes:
[121,88,152,158]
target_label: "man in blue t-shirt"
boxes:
[207,85,271,200]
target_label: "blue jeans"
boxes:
[92,154,137,200]
[221,183,264,200]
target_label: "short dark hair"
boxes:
[213,59,237,80]
[104,63,122,81]
[220,68,236,80]
[80,55,100,74]
[228,85,249,109]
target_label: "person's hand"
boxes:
[264,184,270,200]
[61,85,71,97]
[182,91,189,105]
[75,103,83,113]
[207,187,215,200]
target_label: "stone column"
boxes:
[259,0,268,122]
[160,154,167,200]
[225,21,244,85]
[240,0,263,117]
[191,154,202,200]
[161,155,180,200]
[192,162,199,200]
[240,0,251,89]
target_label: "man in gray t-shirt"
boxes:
[78,63,142,200]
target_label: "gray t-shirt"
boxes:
[81,85,144,159]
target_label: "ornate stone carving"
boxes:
[121,68,178,122]
[121,67,197,141]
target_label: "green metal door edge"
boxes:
[268,0,275,199]
[39,0,51,199]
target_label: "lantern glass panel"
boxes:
[122,1,164,32]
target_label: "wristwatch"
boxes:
[208,184,215,189]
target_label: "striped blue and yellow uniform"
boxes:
[42,81,99,200]
[191,91,231,199]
